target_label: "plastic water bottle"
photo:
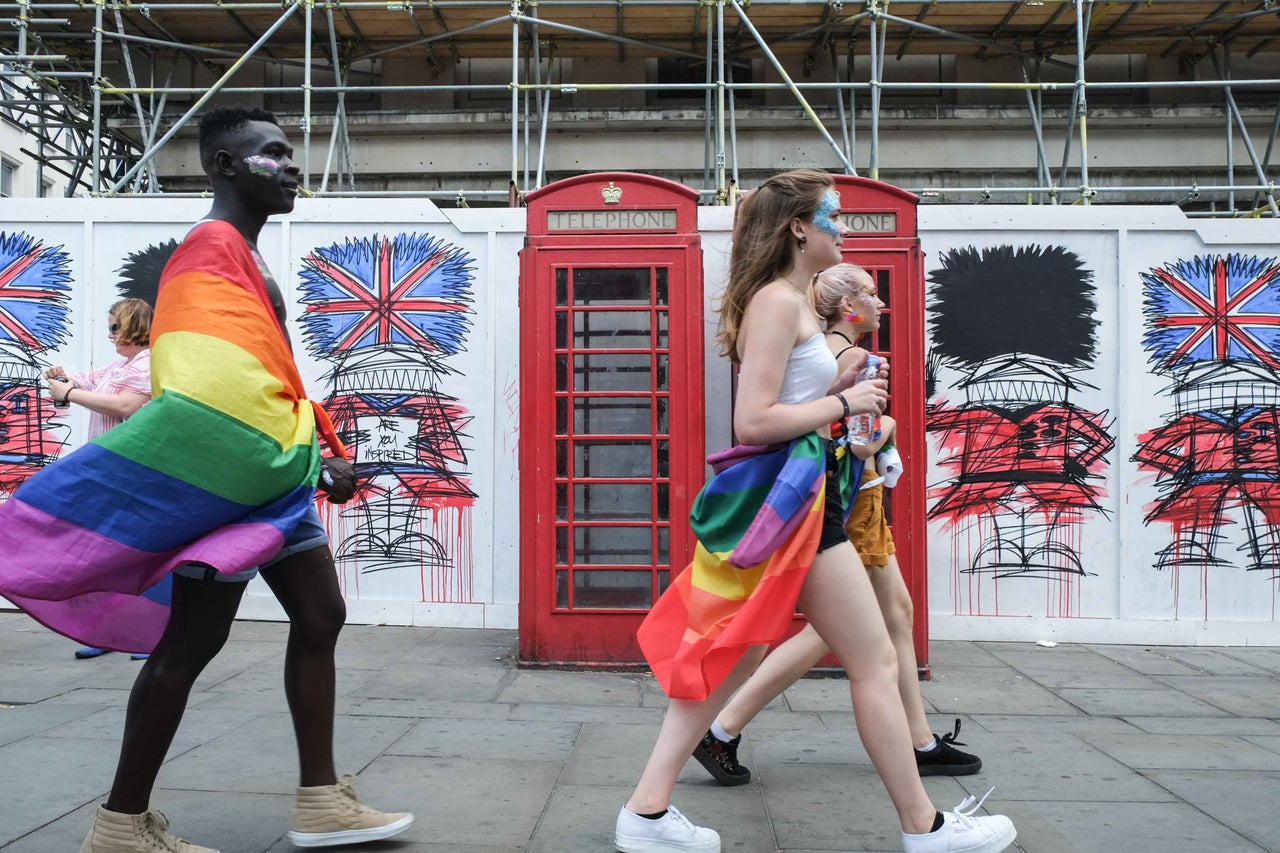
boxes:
[846,354,881,446]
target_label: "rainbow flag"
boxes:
[0,220,340,653]
[638,435,856,701]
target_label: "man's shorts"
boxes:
[172,506,330,583]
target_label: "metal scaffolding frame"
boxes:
[1,0,1278,214]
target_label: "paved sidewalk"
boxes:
[0,611,1278,852]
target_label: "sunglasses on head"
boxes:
[108,323,121,333]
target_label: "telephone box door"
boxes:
[833,176,929,671]
[519,174,704,664]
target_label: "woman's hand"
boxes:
[832,352,891,394]
[45,376,72,403]
[43,365,67,381]
[317,456,357,504]
[842,377,889,416]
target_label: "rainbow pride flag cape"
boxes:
[0,220,341,653]
[638,435,858,701]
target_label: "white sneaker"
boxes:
[902,789,1016,853]
[615,805,720,853]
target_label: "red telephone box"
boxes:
[519,173,704,664]
[832,176,930,674]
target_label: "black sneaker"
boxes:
[692,729,752,786]
[916,719,982,776]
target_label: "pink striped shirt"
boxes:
[68,349,152,439]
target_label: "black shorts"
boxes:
[818,441,849,553]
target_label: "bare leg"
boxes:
[624,644,768,814]
[716,625,828,737]
[259,546,346,787]
[106,575,248,814]
[796,541,936,835]
[867,554,934,748]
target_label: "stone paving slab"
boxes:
[1145,770,1280,852]
[1,618,1278,852]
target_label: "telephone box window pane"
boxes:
[556,441,568,478]
[573,268,651,305]
[657,440,670,478]
[574,397,651,435]
[658,527,670,564]
[876,319,891,353]
[575,440,652,479]
[876,269,890,306]
[556,397,568,434]
[556,569,569,608]
[573,570,653,608]
[575,528,653,566]
[656,312,668,348]
[556,269,568,306]
[656,269,669,305]
[574,483,652,521]
[656,397,669,433]
[656,483,670,521]
[555,527,568,564]
[574,310,650,350]
[556,482,569,521]
[555,312,567,349]
[658,568,671,595]
[656,354,669,391]
[574,352,652,392]
[556,354,569,391]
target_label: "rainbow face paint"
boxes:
[243,154,282,179]
[812,190,842,237]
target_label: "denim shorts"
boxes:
[173,506,330,583]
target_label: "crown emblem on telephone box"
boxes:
[601,182,623,205]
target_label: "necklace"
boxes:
[827,329,855,344]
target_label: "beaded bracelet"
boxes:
[833,392,850,419]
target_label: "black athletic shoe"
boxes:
[915,719,983,776]
[692,729,752,786]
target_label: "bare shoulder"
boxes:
[745,281,806,322]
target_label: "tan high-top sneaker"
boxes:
[79,806,219,853]
[287,774,414,848]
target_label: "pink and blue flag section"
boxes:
[0,221,344,653]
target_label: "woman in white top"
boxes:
[45,297,154,659]
[614,170,1016,853]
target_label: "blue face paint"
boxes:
[812,190,842,237]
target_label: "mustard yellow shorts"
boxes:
[843,466,896,568]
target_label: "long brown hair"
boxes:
[717,169,833,363]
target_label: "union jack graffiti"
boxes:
[1135,253,1280,601]
[298,233,477,602]
[0,231,73,496]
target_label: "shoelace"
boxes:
[142,811,183,852]
[946,787,997,831]
[334,774,376,815]
[937,718,968,748]
[664,806,697,834]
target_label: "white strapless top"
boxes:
[777,333,837,404]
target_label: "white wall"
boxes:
[3,199,1277,646]
[918,206,1280,645]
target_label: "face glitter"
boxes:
[243,154,282,178]
[812,190,842,237]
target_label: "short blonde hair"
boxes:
[109,297,153,346]
[811,263,874,324]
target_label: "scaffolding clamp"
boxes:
[456,189,470,208]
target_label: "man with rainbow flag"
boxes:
[0,107,414,852]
